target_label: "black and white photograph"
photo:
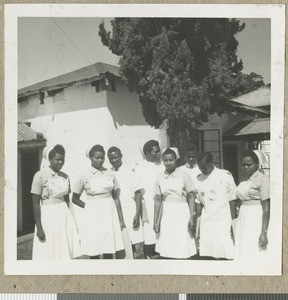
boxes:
[5,4,285,275]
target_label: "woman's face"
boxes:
[50,153,65,172]
[185,151,197,167]
[146,146,161,163]
[90,151,105,169]
[163,153,176,173]
[197,158,213,175]
[108,151,122,169]
[241,156,258,178]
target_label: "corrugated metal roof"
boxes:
[18,62,119,97]
[223,118,270,138]
[228,86,270,107]
[18,123,45,142]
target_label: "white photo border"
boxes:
[5,3,285,275]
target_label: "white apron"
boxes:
[134,160,163,245]
[195,169,234,259]
[155,177,197,258]
[80,176,124,256]
[33,176,81,260]
[113,166,144,246]
[235,181,270,273]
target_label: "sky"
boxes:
[18,17,271,89]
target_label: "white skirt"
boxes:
[200,208,234,259]
[80,197,124,256]
[235,201,270,273]
[156,201,197,259]
[33,200,81,260]
[121,196,144,245]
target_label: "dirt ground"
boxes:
[17,237,145,260]
[17,238,33,260]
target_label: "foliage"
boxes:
[99,18,264,147]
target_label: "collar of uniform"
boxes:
[206,165,217,177]
[186,163,198,169]
[145,159,161,166]
[90,166,106,174]
[164,168,178,178]
[47,166,57,176]
[248,169,260,181]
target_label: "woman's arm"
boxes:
[72,193,85,208]
[113,188,126,230]
[64,194,70,208]
[32,194,46,241]
[153,194,162,234]
[259,199,270,250]
[133,190,142,229]
[187,192,196,238]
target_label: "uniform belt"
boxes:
[86,193,111,200]
[241,199,261,206]
[41,197,65,206]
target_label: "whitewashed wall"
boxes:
[18,78,168,231]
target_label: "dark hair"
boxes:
[89,144,105,158]
[162,148,177,159]
[48,144,65,160]
[242,149,259,164]
[185,144,196,155]
[143,140,159,155]
[196,151,213,164]
[108,146,122,155]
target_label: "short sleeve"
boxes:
[259,175,270,200]
[225,171,237,201]
[30,171,43,195]
[154,176,161,196]
[73,175,85,195]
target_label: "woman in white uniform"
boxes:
[154,148,197,259]
[72,144,125,259]
[31,144,81,260]
[133,140,163,258]
[235,150,270,269]
[179,145,201,183]
[108,146,144,258]
[194,151,236,259]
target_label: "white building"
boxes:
[17,62,168,234]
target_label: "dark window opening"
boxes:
[91,80,101,93]
[40,92,45,105]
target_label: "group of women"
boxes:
[30,140,270,266]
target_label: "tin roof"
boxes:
[223,118,270,139]
[18,123,45,142]
[18,62,119,98]
[228,85,270,108]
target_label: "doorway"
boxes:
[19,149,39,235]
[223,144,239,184]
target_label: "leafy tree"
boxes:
[99,18,264,150]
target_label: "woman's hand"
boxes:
[259,231,268,250]
[37,228,46,242]
[188,218,195,239]
[120,221,126,231]
[153,223,160,234]
[133,214,140,229]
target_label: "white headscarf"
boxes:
[162,147,180,159]
[253,150,269,171]
[40,145,54,170]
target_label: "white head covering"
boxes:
[86,147,92,158]
[162,147,180,159]
[40,145,54,169]
[253,150,269,170]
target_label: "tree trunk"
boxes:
[167,120,199,165]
